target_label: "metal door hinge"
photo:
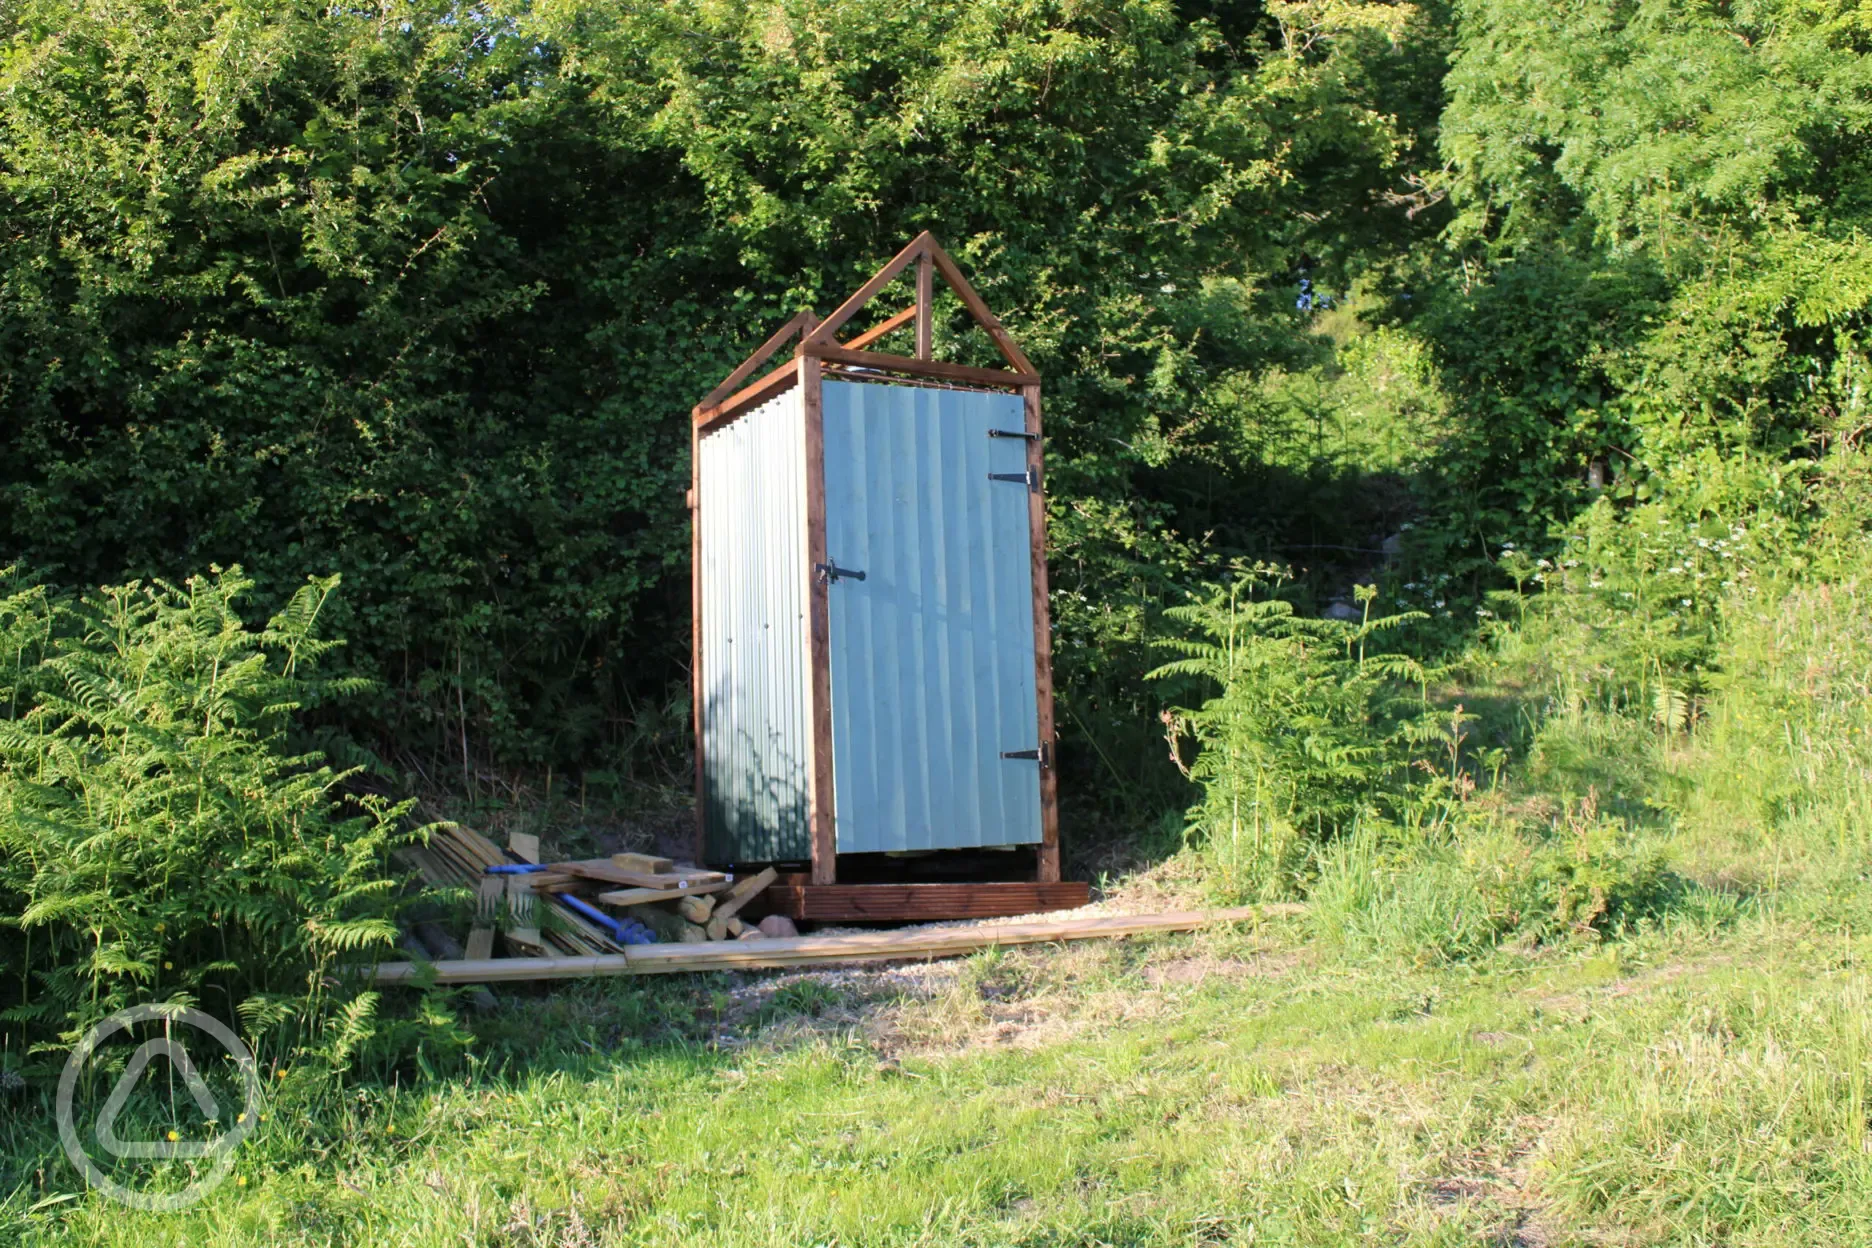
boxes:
[988,428,1039,441]
[815,562,866,585]
[988,466,1040,492]
[1000,743,1052,768]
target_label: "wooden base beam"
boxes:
[766,881,1089,922]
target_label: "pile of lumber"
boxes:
[373,905,1303,984]
[400,828,783,963]
[401,823,627,956]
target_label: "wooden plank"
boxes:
[555,860,723,889]
[766,881,1089,922]
[926,238,1037,376]
[844,305,916,351]
[713,865,778,922]
[915,252,933,360]
[596,881,730,908]
[695,357,799,432]
[799,342,1036,390]
[505,875,541,948]
[1024,383,1061,883]
[805,233,930,346]
[611,852,675,874]
[464,876,501,961]
[508,832,541,865]
[696,309,819,413]
[373,906,1300,983]
[801,356,837,886]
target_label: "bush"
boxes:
[0,567,413,1069]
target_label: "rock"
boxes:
[758,915,800,938]
[737,929,767,941]
[1323,600,1361,622]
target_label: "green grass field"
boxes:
[7,887,1870,1246]
[9,570,1872,1247]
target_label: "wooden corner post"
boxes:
[1024,382,1060,883]
[801,355,837,885]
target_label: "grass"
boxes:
[7,562,1872,1246]
[5,890,1871,1246]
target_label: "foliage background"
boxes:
[1,0,1868,931]
[0,0,1447,793]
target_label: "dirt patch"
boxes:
[1417,1114,1562,1248]
[701,934,1298,1059]
[1143,948,1307,988]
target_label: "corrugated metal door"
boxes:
[698,389,813,863]
[820,380,1042,852]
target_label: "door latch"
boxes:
[815,562,866,585]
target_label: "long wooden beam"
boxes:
[695,310,818,414]
[807,233,930,345]
[694,356,799,431]
[845,305,916,351]
[800,342,1037,390]
[926,239,1036,376]
[371,906,1301,984]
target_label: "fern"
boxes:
[1150,567,1431,900]
[0,566,418,1073]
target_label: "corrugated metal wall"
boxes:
[698,389,812,863]
[820,380,1043,853]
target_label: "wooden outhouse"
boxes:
[688,235,1088,921]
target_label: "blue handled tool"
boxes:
[556,894,657,945]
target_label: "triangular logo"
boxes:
[93,1037,221,1160]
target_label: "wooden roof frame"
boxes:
[690,233,1039,432]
